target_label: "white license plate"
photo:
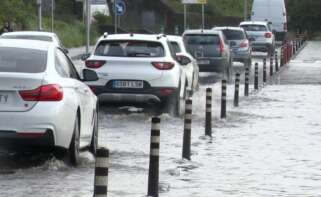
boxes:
[0,94,10,104]
[197,60,210,65]
[113,81,144,89]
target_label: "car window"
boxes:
[240,25,267,32]
[184,34,221,57]
[222,30,245,40]
[95,40,165,57]
[1,35,53,42]
[55,49,79,79]
[0,47,47,73]
[170,41,182,53]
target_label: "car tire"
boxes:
[69,115,80,166]
[89,106,98,156]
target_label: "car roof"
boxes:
[0,39,53,51]
[98,33,167,42]
[240,21,268,26]
[1,31,56,37]
[183,29,221,35]
[166,35,183,41]
[213,26,244,31]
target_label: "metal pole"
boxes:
[244,0,248,20]
[37,0,42,31]
[86,0,90,54]
[202,4,205,30]
[51,0,54,32]
[114,0,118,34]
[184,4,187,30]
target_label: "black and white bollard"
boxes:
[270,56,274,76]
[221,80,227,119]
[254,63,259,90]
[244,67,250,97]
[94,148,109,197]
[205,88,212,137]
[234,73,240,107]
[263,58,267,83]
[275,51,279,72]
[182,99,192,160]
[148,117,160,197]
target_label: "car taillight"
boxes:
[265,32,272,38]
[19,84,63,101]
[152,62,175,70]
[240,41,249,48]
[219,39,224,55]
[85,60,106,69]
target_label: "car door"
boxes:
[56,49,93,141]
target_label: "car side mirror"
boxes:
[176,55,191,66]
[82,69,98,82]
[81,53,91,61]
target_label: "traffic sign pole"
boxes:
[202,4,205,30]
[86,0,90,54]
[114,0,117,34]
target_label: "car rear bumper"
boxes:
[232,50,251,62]
[196,58,226,72]
[251,43,272,52]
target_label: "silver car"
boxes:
[213,27,252,67]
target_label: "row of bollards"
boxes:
[92,38,307,197]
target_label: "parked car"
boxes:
[0,39,99,166]
[240,21,276,56]
[251,0,287,41]
[182,29,233,81]
[167,35,199,96]
[83,33,189,116]
[213,27,252,67]
[0,31,69,53]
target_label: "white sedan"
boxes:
[0,39,98,166]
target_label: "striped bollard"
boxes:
[275,51,279,72]
[147,117,160,197]
[94,148,109,197]
[254,63,259,90]
[182,99,192,160]
[221,80,227,119]
[270,56,274,76]
[233,73,240,107]
[244,67,249,97]
[263,58,267,83]
[205,88,212,137]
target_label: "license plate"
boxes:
[113,80,144,89]
[197,60,210,65]
[0,94,10,104]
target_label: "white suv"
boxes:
[240,21,275,56]
[84,33,190,116]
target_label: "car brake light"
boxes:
[240,41,249,48]
[219,39,224,55]
[19,84,63,101]
[152,62,175,70]
[86,60,106,69]
[265,32,272,38]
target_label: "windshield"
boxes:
[184,34,221,57]
[241,25,267,32]
[1,35,53,42]
[222,29,245,40]
[0,47,47,73]
[94,40,165,57]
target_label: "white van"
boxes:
[251,0,287,41]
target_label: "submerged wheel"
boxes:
[69,115,80,166]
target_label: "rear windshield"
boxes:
[222,30,245,40]
[0,47,47,73]
[1,35,53,42]
[184,34,220,57]
[94,40,165,57]
[241,25,267,32]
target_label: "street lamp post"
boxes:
[86,0,90,54]
[37,0,42,31]
[51,0,55,32]
[244,0,248,21]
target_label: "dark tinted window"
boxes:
[241,25,267,32]
[184,34,221,57]
[55,49,79,79]
[170,41,181,53]
[222,30,245,40]
[0,47,47,73]
[1,35,53,42]
[95,40,165,57]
